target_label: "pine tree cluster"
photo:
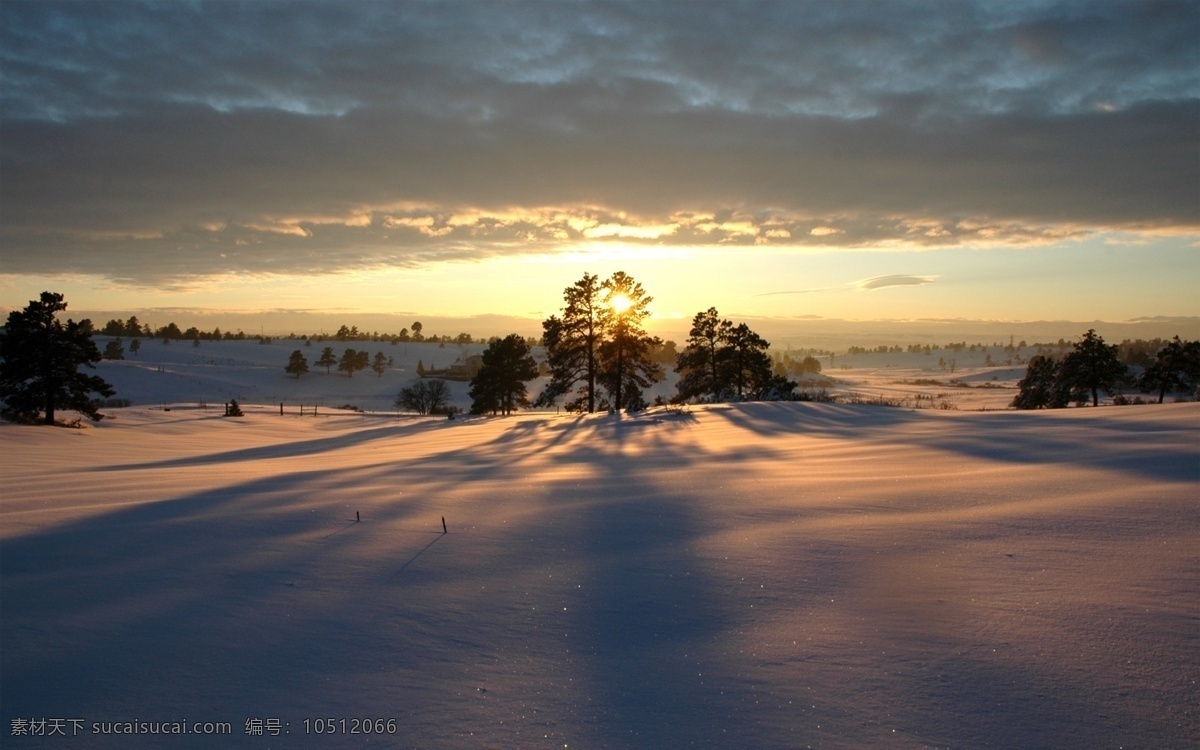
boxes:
[674,308,797,403]
[534,272,663,413]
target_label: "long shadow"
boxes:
[537,425,790,748]
[0,463,449,747]
[388,533,445,581]
[712,401,1199,484]
[90,418,454,471]
[5,406,1193,748]
[0,415,637,747]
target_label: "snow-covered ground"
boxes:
[2,342,1198,748]
[83,337,1040,414]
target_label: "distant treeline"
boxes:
[99,315,1184,368]
[99,317,540,347]
[846,338,1184,366]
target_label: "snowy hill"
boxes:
[2,393,1197,748]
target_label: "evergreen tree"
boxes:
[129,338,141,357]
[1138,336,1200,403]
[338,348,358,377]
[157,322,183,340]
[1059,329,1126,407]
[674,310,787,402]
[1012,354,1062,409]
[722,323,773,399]
[0,292,115,424]
[316,346,337,374]
[535,273,605,412]
[286,350,309,378]
[469,334,539,415]
[337,348,369,377]
[371,352,388,377]
[597,271,662,411]
[103,338,125,360]
[675,308,732,401]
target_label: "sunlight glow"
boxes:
[609,293,633,314]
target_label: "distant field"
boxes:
[84,337,1074,413]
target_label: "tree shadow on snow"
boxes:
[711,402,1198,485]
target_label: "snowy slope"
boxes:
[2,397,1197,749]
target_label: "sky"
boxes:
[1,0,1198,334]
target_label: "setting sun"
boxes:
[609,293,633,314]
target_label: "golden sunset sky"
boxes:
[2,1,1197,335]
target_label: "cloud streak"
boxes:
[1,0,1197,285]
[854,275,939,291]
[756,274,938,298]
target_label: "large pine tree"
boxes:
[0,292,115,424]
[675,308,731,401]
[316,346,337,374]
[1138,336,1200,403]
[537,272,663,412]
[1012,354,1062,409]
[723,323,773,399]
[1059,329,1126,407]
[286,350,309,378]
[535,273,605,412]
[469,334,539,415]
[597,272,662,411]
[675,309,785,402]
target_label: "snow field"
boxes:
[3,400,1197,748]
[87,337,1040,415]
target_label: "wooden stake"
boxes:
[356,511,361,522]
[442,516,448,534]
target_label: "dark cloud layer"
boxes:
[2,0,1197,284]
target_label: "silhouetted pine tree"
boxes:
[1059,329,1126,407]
[675,308,732,401]
[596,272,661,411]
[535,273,605,412]
[470,334,538,415]
[1138,336,1200,403]
[371,352,388,377]
[1012,355,1061,409]
[316,346,337,374]
[286,350,309,378]
[103,338,125,360]
[0,292,114,425]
